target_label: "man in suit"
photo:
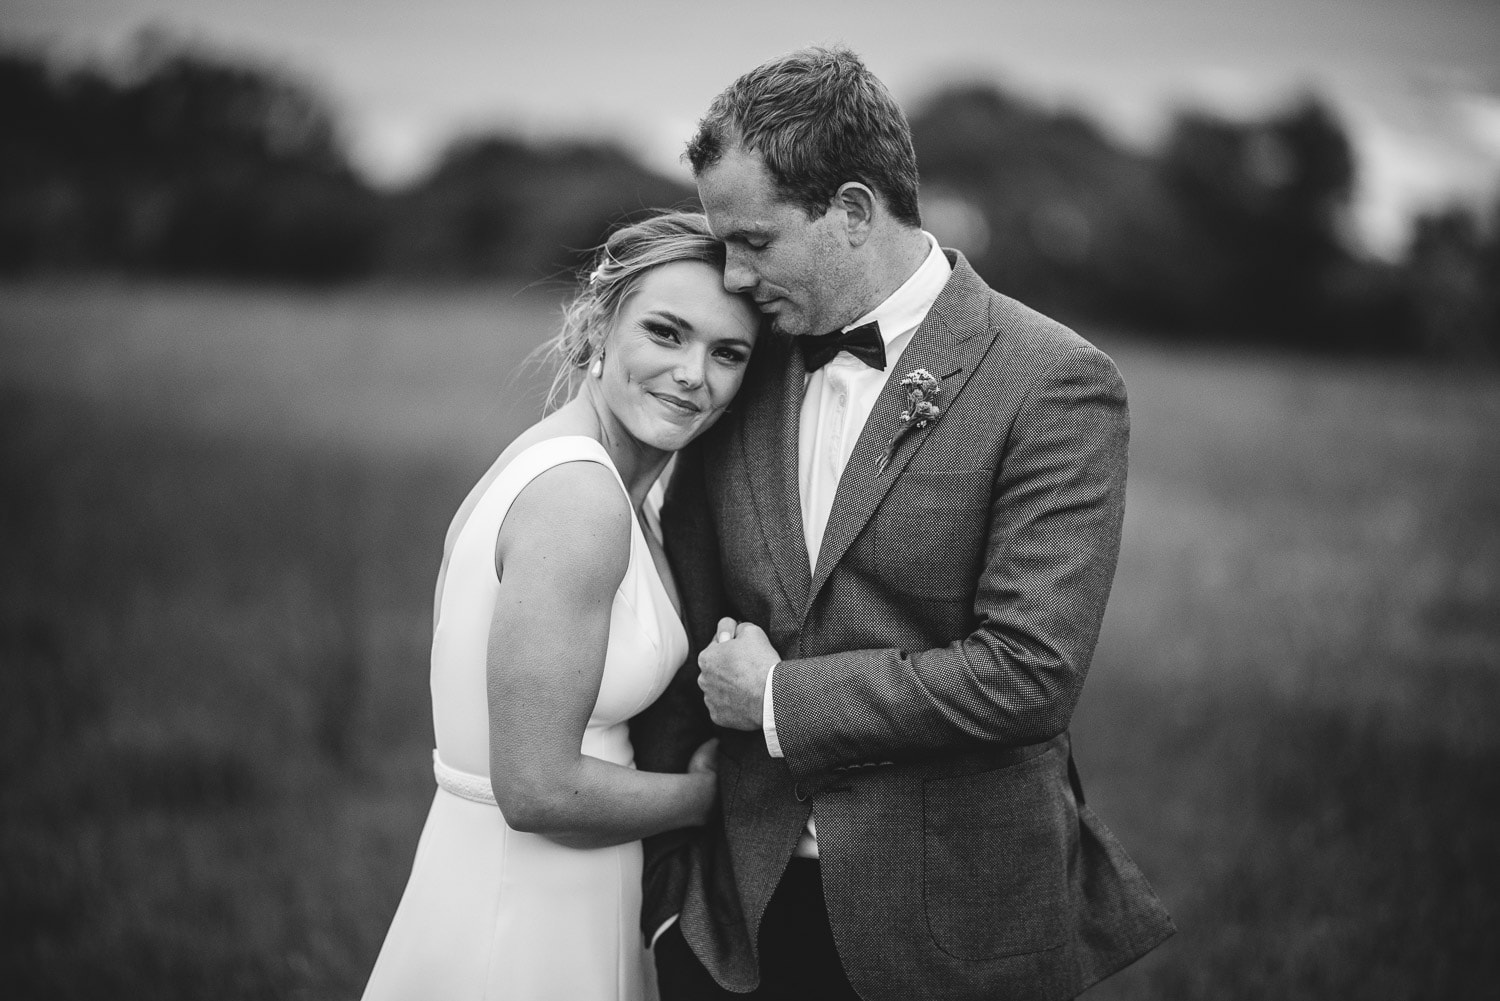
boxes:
[632,46,1174,1001]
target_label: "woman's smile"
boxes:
[649,388,704,416]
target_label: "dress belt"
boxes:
[432,750,497,806]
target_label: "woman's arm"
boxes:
[486,459,715,849]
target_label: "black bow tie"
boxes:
[800,321,886,372]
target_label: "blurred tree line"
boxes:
[2,38,1496,361]
[0,36,686,285]
[910,85,1499,361]
[1,36,378,282]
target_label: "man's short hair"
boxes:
[686,46,922,228]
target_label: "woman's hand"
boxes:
[687,736,720,775]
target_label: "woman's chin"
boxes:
[642,427,695,453]
[638,414,720,453]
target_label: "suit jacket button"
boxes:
[794,783,808,802]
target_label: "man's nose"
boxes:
[723,251,756,294]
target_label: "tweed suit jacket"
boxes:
[632,251,1174,1001]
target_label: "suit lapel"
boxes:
[734,334,811,617]
[807,256,998,605]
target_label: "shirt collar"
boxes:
[841,232,951,346]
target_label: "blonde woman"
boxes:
[362,211,760,1001]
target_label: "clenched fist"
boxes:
[697,617,780,731]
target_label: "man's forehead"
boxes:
[703,203,772,236]
[699,147,773,196]
[699,190,766,235]
[698,160,795,233]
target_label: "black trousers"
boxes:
[654,858,863,1001]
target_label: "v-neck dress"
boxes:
[362,436,687,1001]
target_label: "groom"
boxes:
[633,46,1174,1001]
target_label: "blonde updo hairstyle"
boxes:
[543,210,728,411]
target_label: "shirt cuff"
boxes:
[763,660,783,758]
[649,914,678,950]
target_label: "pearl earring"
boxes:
[589,353,604,379]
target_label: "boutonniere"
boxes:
[876,368,942,474]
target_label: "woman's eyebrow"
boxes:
[644,309,693,331]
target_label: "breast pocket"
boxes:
[922,752,1071,959]
[871,469,992,601]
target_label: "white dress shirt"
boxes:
[763,233,951,857]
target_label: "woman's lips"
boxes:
[652,391,702,414]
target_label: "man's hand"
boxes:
[697,617,779,731]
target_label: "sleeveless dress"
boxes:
[362,436,687,1001]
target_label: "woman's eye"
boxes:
[714,348,749,364]
[643,321,679,341]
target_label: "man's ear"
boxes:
[832,182,877,246]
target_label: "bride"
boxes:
[362,211,760,1001]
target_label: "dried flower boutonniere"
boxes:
[876,368,942,474]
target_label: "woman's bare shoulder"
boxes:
[443,405,599,556]
[496,452,631,593]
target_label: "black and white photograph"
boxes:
[2,1,1497,998]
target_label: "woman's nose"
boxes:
[674,350,706,387]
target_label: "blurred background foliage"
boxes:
[3,36,1497,361]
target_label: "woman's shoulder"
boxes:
[445,406,622,554]
[496,406,606,468]
[506,447,623,513]
[499,434,612,480]
[495,436,632,585]
[493,417,626,522]
[445,423,591,534]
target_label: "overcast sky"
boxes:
[6,0,1498,256]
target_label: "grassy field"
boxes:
[2,278,1497,999]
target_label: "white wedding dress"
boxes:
[362,436,686,1001]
